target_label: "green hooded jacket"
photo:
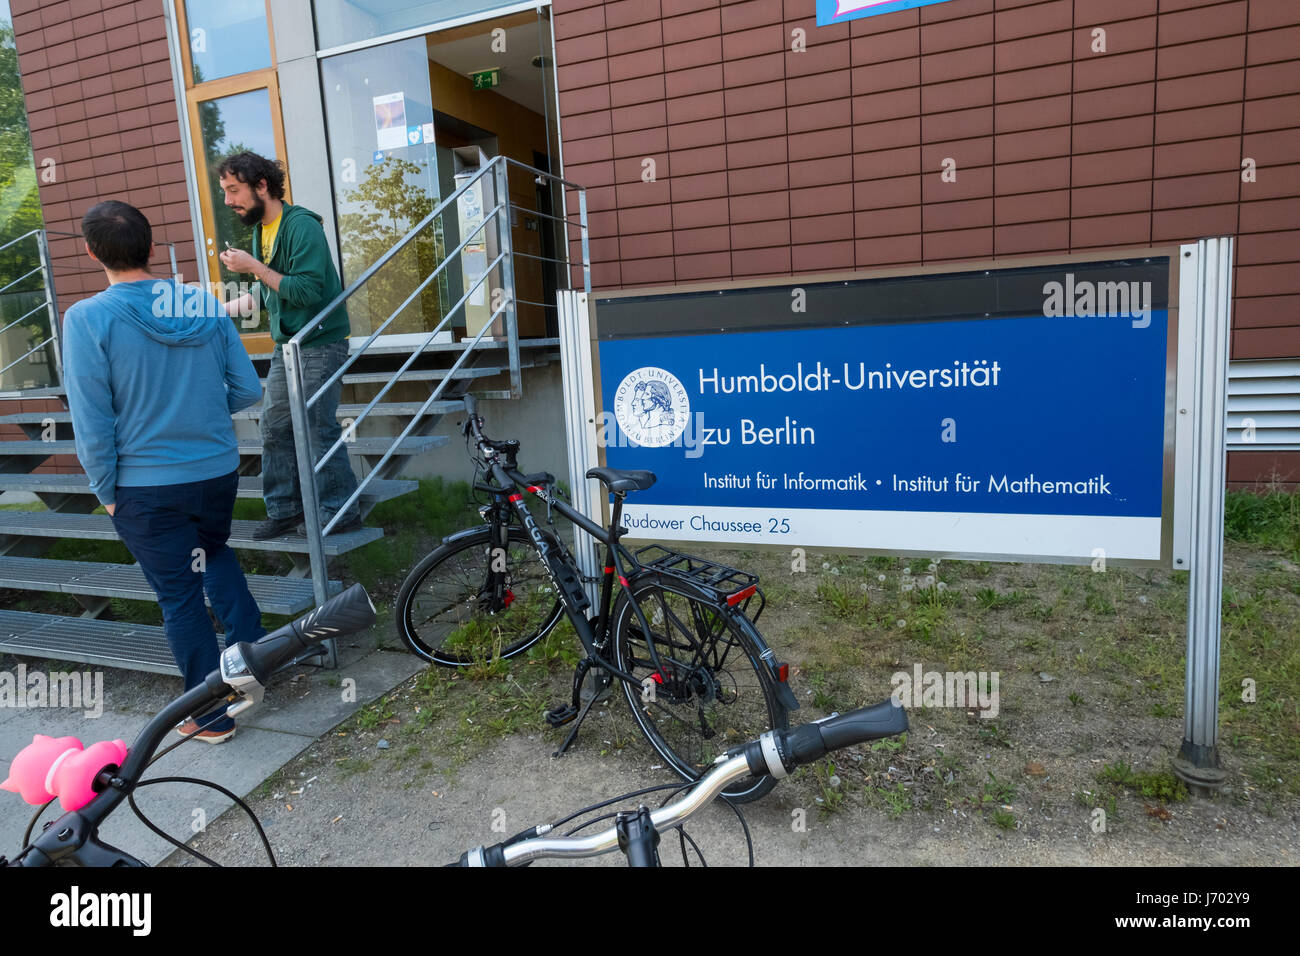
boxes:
[251,203,351,347]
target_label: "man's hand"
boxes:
[105,503,115,517]
[219,247,259,274]
[224,292,257,319]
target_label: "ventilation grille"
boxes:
[1226,359,1300,451]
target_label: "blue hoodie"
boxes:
[62,279,264,506]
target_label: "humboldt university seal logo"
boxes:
[613,367,690,448]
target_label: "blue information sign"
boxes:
[816,0,962,27]
[593,258,1177,564]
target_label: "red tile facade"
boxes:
[12,0,197,310]
[554,0,1300,487]
[10,0,198,474]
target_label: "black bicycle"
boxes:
[396,394,800,803]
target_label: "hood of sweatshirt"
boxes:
[280,203,323,230]
[93,279,224,347]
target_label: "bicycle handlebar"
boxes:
[454,698,908,866]
[6,584,376,867]
[742,698,908,780]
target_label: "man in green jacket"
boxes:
[216,151,362,539]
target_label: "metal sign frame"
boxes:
[556,238,1233,784]
[585,244,1191,569]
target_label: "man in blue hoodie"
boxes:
[62,200,267,744]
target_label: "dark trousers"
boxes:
[110,471,266,732]
[260,341,360,524]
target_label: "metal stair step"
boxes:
[0,556,337,616]
[331,367,503,385]
[0,435,449,457]
[0,608,193,676]
[233,400,463,421]
[0,474,418,503]
[244,337,561,361]
[0,365,502,400]
[4,400,467,425]
[0,511,383,555]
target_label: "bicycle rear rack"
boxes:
[633,544,766,624]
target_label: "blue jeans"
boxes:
[261,341,360,524]
[111,471,266,732]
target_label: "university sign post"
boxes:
[558,239,1233,791]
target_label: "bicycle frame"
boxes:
[477,461,663,692]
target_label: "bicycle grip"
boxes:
[463,394,478,418]
[750,699,908,776]
[293,582,376,644]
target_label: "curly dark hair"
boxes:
[214,151,286,199]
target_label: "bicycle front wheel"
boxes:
[612,574,788,803]
[396,525,564,667]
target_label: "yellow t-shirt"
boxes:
[259,213,282,264]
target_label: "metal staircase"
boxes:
[0,157,588,673]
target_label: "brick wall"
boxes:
[9,0,198,474]
[552,0,1300,486]
[11,0,198,309]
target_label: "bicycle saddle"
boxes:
[586,467,656,494]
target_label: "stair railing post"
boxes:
[36,230,63,385]
[494,158,521,399]
[282,339,336,667]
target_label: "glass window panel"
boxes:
[196,88,277,331]
[321,36,449,337]
[184,0,272,85]
[313,0,519,51]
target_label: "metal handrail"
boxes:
[0,230,63,391]
[0,298,53,336]
[287,159,500,350]
[303,194,508,411]
[311,246,509,480]
[280,155,589,655]
[0,267,43,296]
[318,293,512,534]
[0,229,43,253]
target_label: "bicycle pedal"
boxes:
[545,704,579,727]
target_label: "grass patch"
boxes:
[1225,487,1300,559]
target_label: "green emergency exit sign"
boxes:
[470,69,500,90]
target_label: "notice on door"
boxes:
[373,92,407,151]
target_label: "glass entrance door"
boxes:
[175,0,289,337]
[319,6,564,341]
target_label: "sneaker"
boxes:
[251,514,304,539]
[176,720,235,744]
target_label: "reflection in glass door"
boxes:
[319,7,565,341]
[174,0,287,337]
[186,79,289,333]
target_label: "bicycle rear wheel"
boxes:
[612,574,787,803]
[396,525,564,666]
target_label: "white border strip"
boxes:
[1172,242,1198,569]
[557,290,601,595]
[619,504,1163,562]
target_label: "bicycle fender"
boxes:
[441,526,492,548]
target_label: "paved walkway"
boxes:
[0,635,421,865]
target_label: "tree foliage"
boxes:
[336,156,449,336]
[0,19,43,292]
